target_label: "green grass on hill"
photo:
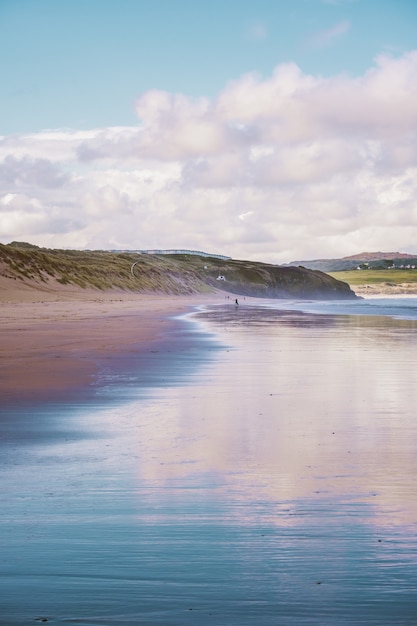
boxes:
[0,243,357,299]
[328,269,417,286]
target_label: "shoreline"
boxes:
[0,290,226,407]
[1,276,415,407]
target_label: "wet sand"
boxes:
[0,288,226,405]
[1,293,417,624]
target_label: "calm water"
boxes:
[1,297,417,625]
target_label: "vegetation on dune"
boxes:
[0,242,356,299]
[0,244,210,294]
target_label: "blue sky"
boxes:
[2,0,417,133]
[1,0,417,261]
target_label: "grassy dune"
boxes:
[0,244,209,294]
[0,242,356,299]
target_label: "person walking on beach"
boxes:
[235,298,239,305]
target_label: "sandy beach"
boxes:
[0,277,225,404]
[1,273,415,405]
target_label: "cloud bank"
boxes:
[1,51,417,263]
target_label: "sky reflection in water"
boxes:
[1,298,417,624]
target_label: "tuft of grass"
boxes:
[56,275,71,285]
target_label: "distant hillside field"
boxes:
[0,242,356,300]
[285,250,417,295]
[287,252,417,273]
[328,269,417,295]
[328,270,417,286]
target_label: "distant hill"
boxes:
[342,251,416,261]
[286,252,417,272]
[0,242,356,300]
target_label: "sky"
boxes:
[1,0,417,263]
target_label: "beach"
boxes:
[0,282,226,406]
[1,285,417,624]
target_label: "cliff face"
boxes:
[0,243,357,300]
[176,256,356,299]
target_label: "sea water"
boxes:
[260,295,417,320]
[1,297,417,625]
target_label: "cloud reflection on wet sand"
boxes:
[2,302,417,624]
[135,305,417,530]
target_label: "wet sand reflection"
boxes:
[134,305,417,529]
[2,303,417,624]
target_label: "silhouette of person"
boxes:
[235,298,239,305]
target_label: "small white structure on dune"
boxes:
[216,275,226,281]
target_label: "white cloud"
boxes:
[238,211,254,221]
[1,51,417,262]
[0,155,69,188]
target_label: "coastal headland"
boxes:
[1,241,355,300]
